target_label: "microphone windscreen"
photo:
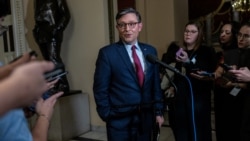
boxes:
[146,54,158,63]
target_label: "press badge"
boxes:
[191,56,196,64]
[229,86,241,96]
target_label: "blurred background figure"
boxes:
[160,41,180,104]
[214,21,239,65]
[214,22,250,141]
[169,21,217,141]
[213,21,239,141]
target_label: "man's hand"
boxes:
[156,116,164,127]
[8,61,55,107]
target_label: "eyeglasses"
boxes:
[184,30,198,34]
[117,22,139,29]
[237,32,250,39]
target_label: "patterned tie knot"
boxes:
[132,45,136,50]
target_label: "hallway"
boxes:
[69,112,216,141]
[69,126,216,141]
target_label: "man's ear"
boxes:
[138,22,143,31]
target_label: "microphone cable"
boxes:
[162,66,197,141]
[183,75,197,141]
[146,54,197,141]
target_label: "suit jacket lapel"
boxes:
[115,42,138,82]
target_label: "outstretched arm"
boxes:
[32,92,63,141]
[0,52,31,80]
[0,61,54,116]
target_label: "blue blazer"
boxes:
[93,41,163,121]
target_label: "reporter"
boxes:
[0,0,56,115]
[0,61,55,116]
[0,1,62,141]
[169,21,217,141]
[213,22,250,141]
[32,92,63,141]
[0,52,32,80]
[0,91,63,141]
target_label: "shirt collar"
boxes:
[124,42,140,51]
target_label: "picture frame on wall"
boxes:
[0,0,27,65]
[108,0,116,43]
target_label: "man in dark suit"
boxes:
[93,8,164,141]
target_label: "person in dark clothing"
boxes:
[214,21,240,64]
[160,41,180,104]
[33,0,70,93]
[214,22,250,141]
[168,21,217,141]
[161,41,180,65]
[213,21,240,141]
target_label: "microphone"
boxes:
[146,54,182,75]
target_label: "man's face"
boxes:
[237,25,250,48]
[116,13,142,45]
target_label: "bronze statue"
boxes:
[33,0,70,93]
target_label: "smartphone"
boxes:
[152,122,160,141]
[199,71,215,77]
[219,63,233,71]
[28,91,52,112]
[44,63,68,82]
[191,68,200,72]
[176,48,183,57]
[46,71,68,82]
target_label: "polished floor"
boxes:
[69,127,216,141]
[69,112,216,141]
[70,127,174,141]
[68,92,217,141]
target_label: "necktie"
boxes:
[132,45,144,87]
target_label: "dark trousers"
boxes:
[240,94,250,141]
[214,87,250,141]
[106,111,153,141]
[214,86,242,141]
[168,87,212,141]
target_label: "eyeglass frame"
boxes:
[117,22,140,29]
[184,30,198,35]
[237,32,250,39]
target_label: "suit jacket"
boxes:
[93,41,163,122]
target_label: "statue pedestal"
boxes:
[28,91,90,141]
